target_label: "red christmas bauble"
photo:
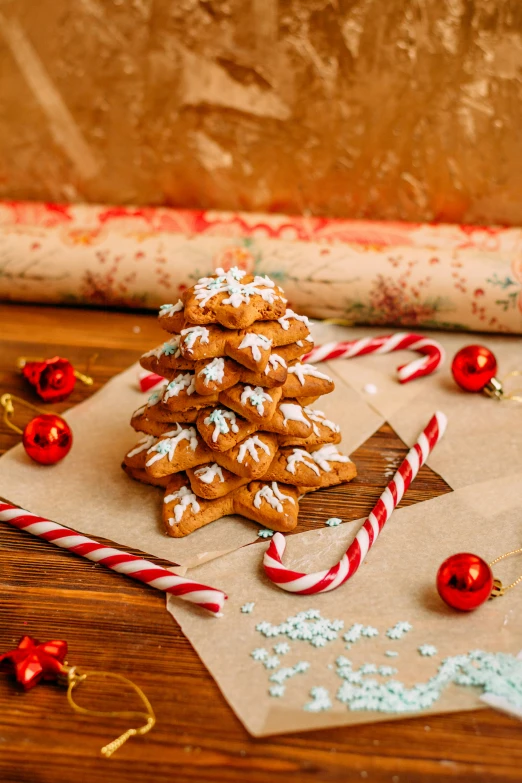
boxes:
[22,414,73,465]
[451,345,497,393]
[22,357,76,403]
[436,552,493,611]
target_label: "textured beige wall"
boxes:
[1,0,522,224]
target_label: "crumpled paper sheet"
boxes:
[166,475,522,736]
[312,323,522,489]
[0,343,380,567]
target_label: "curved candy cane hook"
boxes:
[303,332,445,383]
[263,412,447,595]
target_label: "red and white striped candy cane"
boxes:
[263,411,447,594]
[138,370,164,392]
[303,332,445,383]
[0,503,227,615]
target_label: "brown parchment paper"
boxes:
[310,323,522,489]
[166,475,522,736]
[0,339,380,566]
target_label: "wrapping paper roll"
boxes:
[1,201,521,334]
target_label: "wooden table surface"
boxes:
[0,303,521,783]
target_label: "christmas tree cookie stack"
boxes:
[122,267,356,537]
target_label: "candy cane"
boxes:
[303,333,445,383]
[138,371,164,392]
[0,503,227,615]
[263,411,447,594]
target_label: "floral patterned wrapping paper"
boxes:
[1,200,521,333]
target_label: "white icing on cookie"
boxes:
[181,326,210,353]
[147,384,167,407]
[277,308,311,331]
[159,300,183,317]
[240,386,273,416]
[254,482,295,513]
[238,333,272,362]
[142,336,182,360]
[194,463,225,484]
[164,486,201,524]
[311,445,351,472]
[288,363,333,386]
[285,448,321,476]
[264,354,287,374]
[204,409,239,443]
[279,403,311,428]
[199,357,225,385]
[303,407,340,436]
[163,373,196,399]
[132,404,147,418]
[194,267,280,309]
[237,435,271,464]
[127,435,158,458]
[145,425,198,466]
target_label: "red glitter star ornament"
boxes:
[0,635,67,690]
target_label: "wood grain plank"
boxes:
[0,303,520,783]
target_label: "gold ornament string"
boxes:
[502,370,522,403]
[65,667,156,758]
[0,393,47,435]
[489,548,522,598]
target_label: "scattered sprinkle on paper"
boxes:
[258,529,274,538]
[251,648,268,661]
[304,687,332,712]
[363,383,378,395]
[386,621,413,640]
[274,642,290,655]
[325,517,342,527]
[256,610,344,646]
[269,685,285,698]
[385,651,399,658]
[418,644,438,657]
[241,602,255,614]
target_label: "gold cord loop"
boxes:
[0,393,46,435]
[502,370,522,403]
[66,667,155,758]
[488,547,522,594]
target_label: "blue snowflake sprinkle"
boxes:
[386,621,413,640]
[274,642,290,655]
[361,626,379,638]
[163,342,177,355]
[304,687,332,712]
[269,685,285,698]
[385,651,399,658]
[258,529,274,538]
[264,656,280,670]
[325,517,342,527]
[241,602,255,614]
[378,666,397,677]
[418,644,438,657]
[251,648,268,661]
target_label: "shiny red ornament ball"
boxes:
[436,552,493,611]
[451,345,497,393]
[22,414,73,465]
